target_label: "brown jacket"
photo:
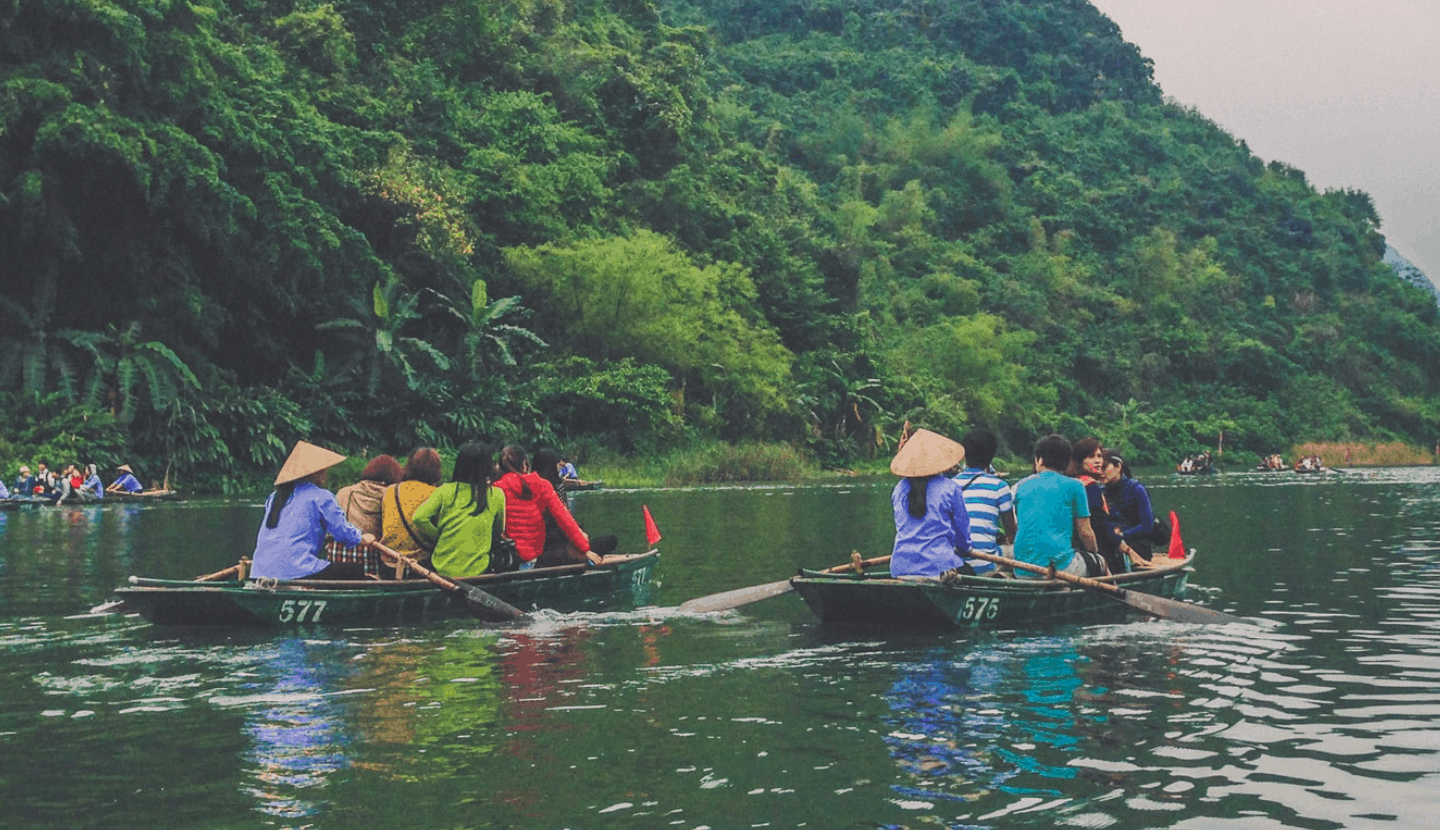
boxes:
[335,479,388,537]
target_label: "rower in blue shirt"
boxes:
[107,464,144,494]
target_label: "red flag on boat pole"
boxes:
[1167,510,1186,559]
[643,505,662,546]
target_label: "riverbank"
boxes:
[1291,441,1436,467]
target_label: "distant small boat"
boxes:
[106,489,184,503]
[1,489,182,508]
[563,479,603,492]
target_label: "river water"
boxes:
[3,468,1440,829]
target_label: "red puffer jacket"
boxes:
[495,472,588,561]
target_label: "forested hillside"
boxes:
[3,0,1438,489]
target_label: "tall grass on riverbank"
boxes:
[586,442,818,487]
[1292,442,1436,467]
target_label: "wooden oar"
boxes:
[966,550,1246,625]
[371,541,527,622]
[91,559,251,614]
[679,553,891,613]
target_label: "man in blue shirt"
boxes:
[1012,434,1100,578]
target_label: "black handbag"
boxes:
[489,534,520,573]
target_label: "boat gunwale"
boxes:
[795,554,1194,593]
[124,550,659,593]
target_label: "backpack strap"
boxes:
[393,484,434,553]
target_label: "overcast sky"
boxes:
[1088,0,1440,283]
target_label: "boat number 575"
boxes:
[278,599,327,623]
[961,597,999,621]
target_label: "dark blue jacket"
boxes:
[1104,476,1155,541]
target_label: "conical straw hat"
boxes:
[273,441,347,486]
[117,464,133,473]
[890,429,965,477]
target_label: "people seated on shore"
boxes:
[381,447,444,567]
[888,428,972,578]
[532,447,617,567]
[496,445,598,569]
[250,441,373,581]
[1013,434,1103,579]
[951,427,1015,576]
[107,464,143,494]
[82,464,105,499]
[410,442,507,579]
[1068,438,1140,574]
[1101,450,1159,566]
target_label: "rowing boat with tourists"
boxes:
[681,428,1241,628]
[101,440,659,625]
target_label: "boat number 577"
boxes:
[278,599,327,623]
[960,597,1000,621]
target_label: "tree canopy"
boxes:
[2,0,1436,488]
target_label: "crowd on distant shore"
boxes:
[5,461,145,504]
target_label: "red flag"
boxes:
[1167,510,1186,559]
[643,505,662,546]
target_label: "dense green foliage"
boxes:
[3,0,1437,489]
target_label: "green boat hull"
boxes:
[113,552,659,627]
[792,556,1193,628]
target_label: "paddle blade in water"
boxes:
[459,583,526,621]
[679,578,793,613]
[1113,588,1245,625]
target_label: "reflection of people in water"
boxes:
[882,638,1092,802]
[346,632,506,774]
[241,638,357,820]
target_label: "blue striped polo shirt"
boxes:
[953,467,1014,569]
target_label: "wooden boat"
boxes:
[1,489,182,508]
[0,497,50,510]
[110,551,659,627]
[563,479,603,492]
[107,488,184,503]
[791,555,1193,628]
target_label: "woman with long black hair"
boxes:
[889,429,972,577]
[251,441,373,580]
[410,442,507,578]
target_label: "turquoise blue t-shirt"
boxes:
[1013,470,1090,575]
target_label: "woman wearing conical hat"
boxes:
[889,429,972,577]
[251,441,375,580]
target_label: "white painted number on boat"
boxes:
[961,597,1000,621]
[278,599,327,623]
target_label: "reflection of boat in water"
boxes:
[791,556,1193,628]
[111,551,659,626]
